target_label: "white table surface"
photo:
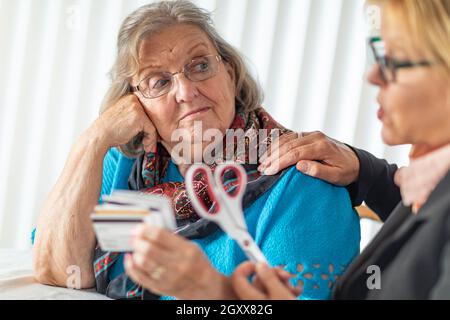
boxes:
[0,249,110,300]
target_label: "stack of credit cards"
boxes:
[91,191,176,252]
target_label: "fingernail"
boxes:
[258,161,268,171]
[124,254,132,268]
[280,269,295,278]
[130,227,139,236]
[256,262,269,271]
[298,162,309,173]
[264,167,276,176]
[145,223,156,233]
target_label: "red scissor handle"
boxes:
[215,163,247,199]
[189,165,221,215]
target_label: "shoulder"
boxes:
[425,172,450,231]
[254,167,359,235]
[271,167,353,209]
[101,148,136,195]
[430,201,450,299]
[255,167,360,249]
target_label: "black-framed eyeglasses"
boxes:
[131,54,223,99]
[369,37,435,83]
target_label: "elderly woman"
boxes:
[32,0,360,300]
[233,0,450,299]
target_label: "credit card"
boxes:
[91,191,176,252]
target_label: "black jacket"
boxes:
[334,148,450,299]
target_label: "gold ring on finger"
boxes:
[150,266,166,280]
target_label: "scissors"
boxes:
[186,162,268,264]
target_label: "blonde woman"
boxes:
[233,0,450,299]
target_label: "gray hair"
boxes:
[101,0,264,158]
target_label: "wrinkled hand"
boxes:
[124,223,235,300]
[231,262,301,300]
[93,94,158,153]
[258,131,360,186]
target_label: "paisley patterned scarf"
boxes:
[138,106,290,224]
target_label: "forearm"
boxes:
[33,124,108,288]
[202,274,238,300]
[178,274,238,300]
[346,147,401,221]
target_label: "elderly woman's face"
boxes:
[367,13,450,149]
[132,24,236,153]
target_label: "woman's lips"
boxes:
[180,107,211,121]
[377,107,385,121]
[376,97,385,121]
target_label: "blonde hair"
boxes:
[101,0,263,158]
[370,0,450,78]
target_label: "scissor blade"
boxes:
[230,228,268,264]
[215,192,247,230]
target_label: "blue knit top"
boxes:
[33,148,360,299]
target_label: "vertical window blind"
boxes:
[0,0,408,250]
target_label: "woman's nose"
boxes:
[367,64,385,87]
[173,74,199,103]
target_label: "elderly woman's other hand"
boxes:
[94,94,158,153]
[258,131,360,186]
[124,223,236,300]
[231,262,301,300]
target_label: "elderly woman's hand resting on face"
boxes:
[94,94,158,154]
